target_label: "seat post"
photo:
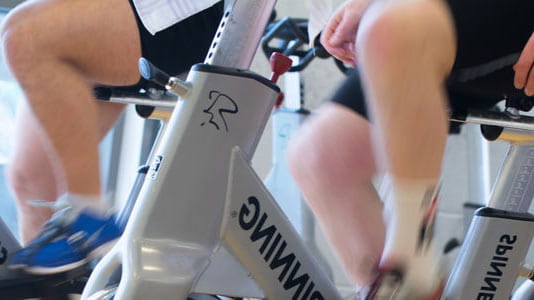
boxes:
[205,0,277,70]
[465,124,491,206]
[488,144,534,213]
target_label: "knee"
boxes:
[356,0,455,73]
[286,123,324,184]
[1,6,46,75]
[287,104,376,187]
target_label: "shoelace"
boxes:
[11,199,78,261]
[28,194,78,221]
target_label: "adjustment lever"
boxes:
[138,57,191,97]
[269,52,292,108]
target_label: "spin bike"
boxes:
[81,0,347,297]
[0,1,351,299]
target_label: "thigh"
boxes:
[7,0,142,86]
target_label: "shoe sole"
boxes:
[8,263,27,270]
[88,238,118,259]
[24,259,88,275]
[364,268,444,300]
[22,239,119,275]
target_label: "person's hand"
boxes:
[320,0,371,66]
[514,32,534,96]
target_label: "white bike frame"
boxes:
[83,1,345,299]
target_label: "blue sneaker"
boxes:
[8,218,69,270]
[10,205,122,275]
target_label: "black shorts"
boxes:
[129,0,224,77]
[94,1,224,97]
[332,0,534,119]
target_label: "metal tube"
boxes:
[465,125,490,205]
[451,111,534,132]
[108,97,176,108]
[205,0,277,69]
[488,145,534,212]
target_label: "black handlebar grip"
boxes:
[138,57,171,88]
[313,35,331,59]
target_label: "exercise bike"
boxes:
[0,3,353,299]
[1,0,533,298]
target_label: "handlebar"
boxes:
[261,17,352,74]
[138,58,171,88]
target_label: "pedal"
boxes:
[362,269,403,300]
[0,264,90,299]
[362,268,444,300]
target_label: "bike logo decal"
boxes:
[201,90,239,132]
[478,234,517,298]
[149,155,164,180]
[237,196,326,299]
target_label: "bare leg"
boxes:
[287,103,385,287]
[357,0,455,180]
[1,0,141,240]
[356,0,456,295]
[6,101,124,243]
[6,103,58,243]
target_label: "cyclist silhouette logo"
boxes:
[201,90,239,132]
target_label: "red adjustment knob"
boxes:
[269,52,292,84]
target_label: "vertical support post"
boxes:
[465,124,490,205]
[488,145,534,213]
[205,0,277,70]
[83,1,280,299]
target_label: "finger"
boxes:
[514,32,534,89]
[322,35,355,61]
[340,42,357,65]
[337,54,355,66]
[321,12,342,50]
[332,51,356,67]
[328,46,356,63]
[344,58,357,67]
[330,11,360,48]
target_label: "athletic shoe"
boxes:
[361,267,444,300]
[9,206,121,275]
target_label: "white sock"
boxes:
[380,177,442,296]
[56,193,112,220]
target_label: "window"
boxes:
[0,11,20,239]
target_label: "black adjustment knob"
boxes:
[138,57,171,88]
